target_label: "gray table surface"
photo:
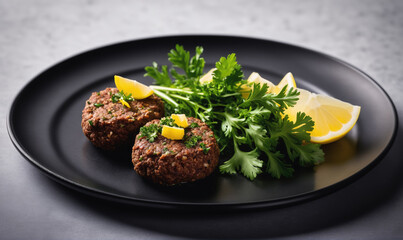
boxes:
[2,0,403,239]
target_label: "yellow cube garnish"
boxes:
[161,125,185,140]
[171,114,189,128]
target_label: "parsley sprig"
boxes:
[159,117,179,127]
[145,45,324,180]
[111,90,134,107]
[139,124,160,143]
[184,135,202,148]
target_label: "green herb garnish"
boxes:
[144,44,324,180]
[200,142,210,154]
[139,124,161,143]
[184,135,202,148]
[111,90,134,104]
[88,120,94,126]
[190,122,199,128]
[159,117,178,127]
[94,103,104,108]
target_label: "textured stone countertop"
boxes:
[1,0,403,239]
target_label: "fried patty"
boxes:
[81,87,164,150]
[132,117,220,185]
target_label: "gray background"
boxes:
[2,0,403,239]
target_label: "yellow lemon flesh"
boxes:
[247,72,276,90]
[161,125,185,140]
[284,88,361,144]
[171,114,189,128]
[242,72,275,98]
[114,75,153,99]
[199,68,215,84]
[244,72,296,98]
[273,72,297,94]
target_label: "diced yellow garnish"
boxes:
[161,125,185,140]
[119,99,130,108]
[171,114,189,128]
[114,75,153,99]
[283,88,361,144]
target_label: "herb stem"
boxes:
[150,85,203,95]
[169,93,208,111]
[211,103,228,107]
[152,89,179,107]
[221,92,241,98]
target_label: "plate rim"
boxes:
[7,34,399,210]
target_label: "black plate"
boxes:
[7,35,398,210]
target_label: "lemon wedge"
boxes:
[244,72,297,98]
[243,72,273,98]
[247,72,276,90]
[199,68,215,84]
[161,125,185,140]
[114,75,153,99]
[273,72,297,94]
[284,88,361,144]
[171,114,189,128]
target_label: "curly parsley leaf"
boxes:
[214,53,239,81]
[169,45,205,81]
[145,45,205,88]
[210,53,245,96]
[269,113,324,166]
[139,124,161,143]
[221,112,244,137]
[266,151,294,178]
[220,143,263,180]
[184,135,202,148]
[144,62,172,87]
[241,83,299,111]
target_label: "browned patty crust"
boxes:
[132,117,220,185]
[81,87,164,150]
